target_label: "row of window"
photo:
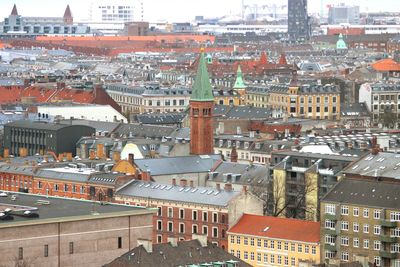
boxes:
[231,250,299,266]
[326,220,390,235]
[229,236,317,254]
[38,181,86,194]
[326,204,400,221]
[158,207,224,223]
[156,220,221,238]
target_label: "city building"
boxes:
[89,0,135,23]
[228,214,321,267]
[328,4,360,25]
[115,180,263,249]
[3,120,95,156]
[190,50,215,155]
[321,178,400,267]
[0,4,90,35]
[271,146,362,221]
[105,235,251,267]
[288,0,310,42]
[0,192,154,267]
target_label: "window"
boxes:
[341,252,349,262]
[63,184,68,192]
[230,249,234,255]
[237,236,241,244]
[168,222,173,232]
[251,238,255,246]
[157,207,162,216]
[203,211,208,222]
[277,241,282,250]
[277,255,282,265]
[312,246,316,254]
[257,252,261,262]
[353,238,359,247]
[374,225,381,235]
[18,247,23,260]
[270,240,275,249]
[250,252,255,261]
[363,224,369,234]
[353,223,359,232]
[391,243,400,253]
[118,237,122,249]
[179,223,185,233]
[192,224,198,234]
[291,257,296,266]
[284,256,289,266]
[157,235,162,243]
[157,220,162,230]
[363,239,369,249]
[325,204,336,214]
[341,236,349,246]
[305,245,309,254]
[69,242,74,254]
[363,208,369,218]
[374,209,381,219]
[341,221,349,231]
[341,205,349,215]
[168,207,173,218]
[43,244,49,257]
[257,239,262,247]
[54,184,59,191]
[192,210,198,221]
[212,227,218,238]
[374,256,381,267]
[264,240,268,248]
[325,235,335,245]
[179,209,184,219]
[244,251,248,260]
[325,220,335,229]
[244,237,248,245]
[374,240,381,251]
[236,250,241,258]
[230,236,235,244]
[353,207,359,216]
[271,255,275,264]
[38,181,42,189]
[203,226,208,235]
[284,242,289,251]
[392,228,400,237]
[264,253,268,263]
[291,243,295,251]
[390,211,400,221]
[297,244,302,253]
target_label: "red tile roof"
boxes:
[371,58,400,72]
[228,214,320,243]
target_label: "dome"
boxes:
[336,34,348,50]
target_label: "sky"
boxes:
[1,0,400,22]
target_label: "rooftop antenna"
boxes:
[141,0,144,22]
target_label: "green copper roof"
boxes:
[191,52,214,101]
[336,33,347,50]
[233,65,246,89]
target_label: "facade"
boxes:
[228,214,321,267]
[0,192,154,267]
[288,0,310,42]
[271,148,360,221]
[3,121,95,156]
[115,180,263,250]
[0,4,90,35]
[190,51,215,155]
[106,84,190,114]
[89,0,135,23]
[328,5,360,25]
[321,178,400,267]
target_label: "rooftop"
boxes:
[228,214,320,243]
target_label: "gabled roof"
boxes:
[191,51,214,101]
[228,214,320,243]
[371,58,400,72]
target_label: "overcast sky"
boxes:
[1,0,400,22]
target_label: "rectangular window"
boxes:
[264,253,268,263]
[353,223,359,232]
[251,238,255,246]
[270,240,275,249]
[157,220,162,230]
[390,211,400,221]
[374,225,381,235]
[325,204,336,214]
[341,221,349,231]
[257,252,261,262]
[44,244,49,257]
[271,255,275,264]
[203,226,208,235]
[305,245,309,254]
[192,210,198,221]
[244,251,248,260]
[291,257,296,266]
[179,209,184,219]
[291,243,295,251]
[168,207,173,218]
[213,212,218,223]
[157,207,162,216]
[374,209,381,219]
[18,247,23,260]
[278,255,282,265]
[237,236,241,244]
[277,241,282,250]
[192,224,198,234]
[69,242,74,254]
[244,237,248,245]
[179,223,185,233]
[341,206,349,215]
[258,239,262,247]
[363,224,369,234]
[312,246,316,254]
[341,236,349,246]
[353,238,359,247]
[284,242,289,251]
[168,222,173,232]
[353,207,359,216]
[251,252,254,261]
[363,239,369,249]
[118,237,122,249]
[230,235,235,244]
[374,240,381,251]
[284,256,289,266]
[341,252,349,262]
[264,240,268,248]
[236,250,241,258]
[297,244,302,252]
[374,256,381,267]
[363,208,369,218]
[203,211,208,222]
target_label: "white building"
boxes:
[89,0,135,23]
[37,104,127,123]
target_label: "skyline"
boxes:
[0,0,400,23]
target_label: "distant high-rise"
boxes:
[288,0,310,42]
[328,4,360,25]
[89,0,135,23]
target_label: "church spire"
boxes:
[233,65,246,89]
[191,49,214,102]
[63,5,73,25]
[11,4,18,16]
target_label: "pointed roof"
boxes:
[259,51,268,65]
[11,4,18,16]
[233,65,246,89]
[64,5,72,18]
[278,53,288,65]
[336,33,347,50]
[191,50,214,102]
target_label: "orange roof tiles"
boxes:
[37,35,215,43]
[228,214,320,243]
[371,58,400,72]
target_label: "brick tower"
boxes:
[190,49,214,155]
[63,5,73,25]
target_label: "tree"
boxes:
[379,112,397,129]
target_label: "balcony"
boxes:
[380,220,397,228]
[323,228,337,236]
[379,251,397,259]
[325,213,338,221]
[324,244,337,252]
[380,235,398,243]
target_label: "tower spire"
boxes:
[233,65,246,89]
[191,49,214,101]
[11,4,18,16]
[63,5,73,25]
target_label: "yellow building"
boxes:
[213,89,241,106]
[228,214,321,267]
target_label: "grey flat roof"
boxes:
[0,192,154,228]
[134,155,221,176]
[117,180,240,207]
[322,178,400,209]
[5,120,93,131]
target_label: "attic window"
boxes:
[263,227,270,232]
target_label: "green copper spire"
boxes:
[191,51,214,101]
[233,65,246,89]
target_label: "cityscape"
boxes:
[0,0,399,267]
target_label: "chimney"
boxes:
[371,136,380,155]
[192,234,208,247]
[172,178,177,186]
[89,150,95,160]
[224,183,233,192]
[96,143,104,159]
[180,179,187,187]
[216,183,221,191]
[167,237,178,247]
[189,180,194,187]
[230,146,238,163]
[128,153,134,165]
[137,239,153,253]
[113,151,121,162]
[3,148,9,158]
